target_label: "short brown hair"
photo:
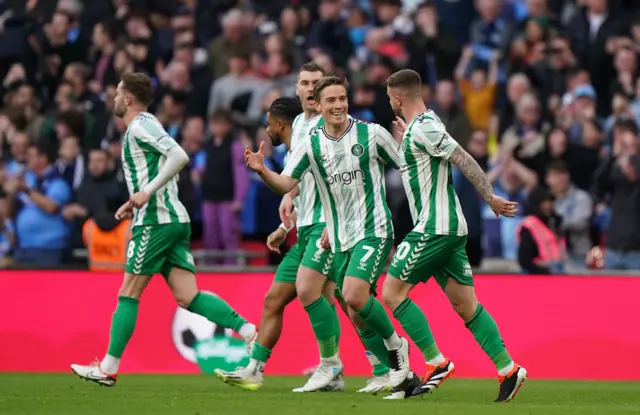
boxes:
[313,76,349,101]
[121,72,154,106]
[299,61,326,75]
[546,160,569,175]
[387,69,422,90]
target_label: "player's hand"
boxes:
[115,200,134,220]
[266,227,287,254]
[279,193,294,228]
[488,194,518,218]
[244,142,265,173]
[129,191,150,208]
[392,116,407,141]
[320,228,330,250]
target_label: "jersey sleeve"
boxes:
[375,125,403,169]
[413,118,459,160]
[132,117,177,156]
[282,140,310,180]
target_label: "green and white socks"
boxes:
[465,304,514,375]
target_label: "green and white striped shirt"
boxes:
[400,110,467,235]
[122,112,190,227]
[283,117,401,252]
[286,113,324,228]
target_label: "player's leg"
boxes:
[441,237,526,402]
[334,293,391,394]
[339,238,410,388]
[217,246,300,390]
[383,233,454,397]
[71,225,160,386]
[293,225,342,392]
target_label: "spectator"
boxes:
[433,80,473,148]
[517,186,565,274]
[63,62,105,115]
[455,46,500,131]
[208,9,257,81]
[566,0,622,115]
[57,135,85,192]
[157,89,188,141]
[4,130,31,177]
[546,161,593,269]
[5,142,71,266]
[407,1,460,85]
[500,92,549,160]
[495,72,532,140]
[201,110,248,265]
[469,0,515,61]
[0,187,15,266]
[592,119,640,270]
[207,51,267,125]
[307,0,354,67]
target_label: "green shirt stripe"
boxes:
[356,121,375,236]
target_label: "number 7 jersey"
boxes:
[283,117,402,252]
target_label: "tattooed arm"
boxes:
[449,145,494,203]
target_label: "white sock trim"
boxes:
[383,332,402,350]
[427,353,446,366]
[101,355,120,375]
[498,361,515,376]
[239,323,256,342]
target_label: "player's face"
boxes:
[317,85,348,125]
[387,86,403,118]
[296,70,324,113]
[113,82,128,118]
[265,112,285,147]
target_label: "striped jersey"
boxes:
[122,112,190,227]
[286,113,324,228]
[283,117,401,252]
[400,110,467,235]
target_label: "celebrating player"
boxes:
[70,72,257,386]
[215,65,344,392]
[244,76,417,393]
[383,69,527,402]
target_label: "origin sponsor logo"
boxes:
[326,170,364,186]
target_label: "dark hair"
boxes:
[313,76,349,101]
[121,72,154,106]
[56,110,85,138]
[29,141,56,164]
[547,160,569,174]
[210,108,233,124]
[614,118,639,136]
[268,97,302,123]
[387,69,422,90]
[299,61,326,76]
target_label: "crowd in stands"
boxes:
[0,0,639,273]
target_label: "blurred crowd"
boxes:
[0,0,639,273]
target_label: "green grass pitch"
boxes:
[1,374,639,415]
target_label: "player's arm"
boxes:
[375,125,403,169]
[134,120,189,195]
[448,146,494,203]
[246,142,303,195]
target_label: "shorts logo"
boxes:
[463,263,472,276]
[398,235,428,281]
[351,143,364,157]
[186,252,194,266]
[312,239,325,263]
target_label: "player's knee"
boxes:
[450,297,477,321]
[263,289,286,315]
[381,286,404,313]
[296,283,319,307]
[175,292,196,309]
[341,286,368,311]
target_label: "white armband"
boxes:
[278,222,295,234]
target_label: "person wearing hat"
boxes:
[517,186,566,274]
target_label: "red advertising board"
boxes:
[0,271,638,380]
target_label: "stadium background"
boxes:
[0,0,639,383]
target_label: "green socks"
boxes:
[304,297,338,358]
[331,303,341,346]
[250,342,272,363]
[466,304,513,371]
[188,292,247,333]
[393,298,441,362]
[357,326,390,368]
[107,296,139,358]
[356,297,395,339]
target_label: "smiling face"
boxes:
[316,84,348,125]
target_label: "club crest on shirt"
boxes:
[351,143,364,157]
[309,127,318,136]
[401,138,408,152]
